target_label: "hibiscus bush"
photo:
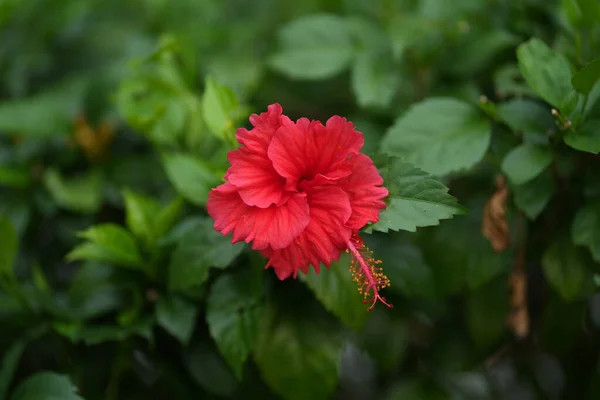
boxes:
[2,0,600,399]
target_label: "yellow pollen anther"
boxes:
[346,234,392,310]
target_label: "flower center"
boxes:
[345,234,392,310]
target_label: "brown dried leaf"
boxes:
[482,175,510,252]
[73,114,116,163]
[507,269,529,339]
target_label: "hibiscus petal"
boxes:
[337,154,389,230]
[312,116,364,175]
[268,116,363,189]
[235,103,292,154]
[263,185,353,279]
[226,148,286,207]
[207,183,310,250]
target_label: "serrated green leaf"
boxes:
[572,201,600,261]
[161,152,220,207]
[517,38,573,110]
[206,269,265,379]
[300,252,369,330]
[572,57,600,95]
[542,238,586,301]
[9,372,83,400]
[269,14,354,80]
[0,215,18,280]
[168,218,245,292]
[0,340,25,399]
[366,158,467,233]
[564,120,600,154]
[512,170,555,219]
[254,302,342,400]
[381,98,491,176]
[43,168,103,214]
[351,51,399,109]
[156,296,198,345]
[67,224,145,270]
[123,189,161,245]
[501,143,552,185]
[202,76,239,142]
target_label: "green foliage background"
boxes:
[2,0,600,399]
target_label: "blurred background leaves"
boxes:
[2,0,600,399]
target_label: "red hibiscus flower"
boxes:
[207,103,392,309]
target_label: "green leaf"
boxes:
[43,169,103,214]
[572,57,600,95]
[421,199,508,295]
[184,339,238,397]
[53,319,153,345]
[0,78,86,138]
[365,157,467,233]
[385,379,447,400]
[0,340,25,399]
[359,309,409,372]
[512,170,555,219]
[494,63,537,99]
[516,38,573,110]
[254,302,342,400]
[0,166,31,189]
[564,120,600,154]
[575,0,600,26]
[381,98,491,176]
[351,51,399,109]
[123,189,161,245]
[445,29,518,76]
[168,218,245,292]
[572,201,600,262]
[155,197,184,239]
[0,216,18,280]
[68,262,123,320]
[156,296,198,345]
[10,372,83,400]
[300,252,369,330]
[67,224,145,270]
[542,238,587,301]
[501,143,552,185]
[202,76,239,142]
[386,14,433,61]
[365,234,436,299]
[466,279,509,348]
[161,152,220,207]
[206,269,265,379]
[497,99,554,137]
[466,242,508,291]
[269,14,354,80]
